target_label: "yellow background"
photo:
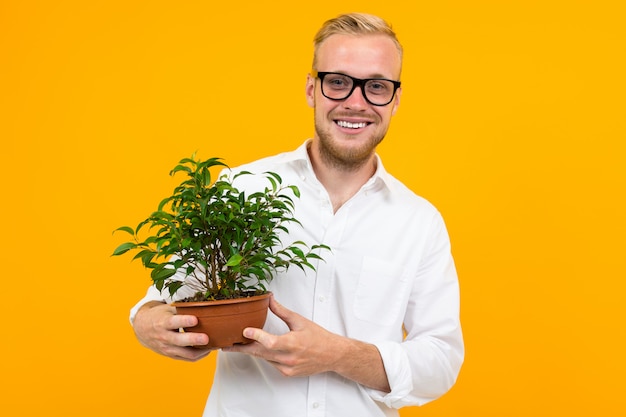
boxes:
[1,0,624,415]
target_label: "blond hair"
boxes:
[312,13,403,70]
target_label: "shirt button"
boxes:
[318,296,326,302]
[312,402,320,409]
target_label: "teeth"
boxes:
[337,120,367,129]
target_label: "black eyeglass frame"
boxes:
[312,70,401,106]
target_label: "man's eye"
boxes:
[327,77,350,88]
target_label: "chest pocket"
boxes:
[353,256,411,326]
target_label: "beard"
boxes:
[314,112,388,172]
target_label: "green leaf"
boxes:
[200,157,227,169]
[151,267,177,281]
[288,185,301,198]
[113,226,134,236]
[225,254,243,267]
[288,246,306,259]
[169,164,192,176]
[265,171,282,185]
[167,281,184,297]
[179,157,197,165]
[266,176,277,192]
[233,170,253,180]
[306,253,324,261]
[112,242,137,256]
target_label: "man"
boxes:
[130,12,464,417]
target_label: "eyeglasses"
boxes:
[312,70,401,106]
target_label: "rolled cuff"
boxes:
[365,341,431,408]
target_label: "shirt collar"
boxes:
[288,140,395,192]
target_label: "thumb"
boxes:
[242,326,271,345]
[269,294,302,330]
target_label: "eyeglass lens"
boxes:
[320,73,397,106]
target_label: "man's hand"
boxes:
[132,301,213,361]
[224,295,339,376]
[223,295,390,392]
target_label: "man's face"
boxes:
[306,34,402,169]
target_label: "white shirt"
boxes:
[130,141,464,417]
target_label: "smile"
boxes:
[336,120,369,129]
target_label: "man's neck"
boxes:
[307,141,377,213]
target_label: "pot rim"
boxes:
[171,291,271,308]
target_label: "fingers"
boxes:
[168,312,198,331]
[221,296,338,377]
[133,302,211,360]
[172,324,210,347]
[167,344,213,362]
[153,305,209,346]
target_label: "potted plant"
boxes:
[112,153,328,348]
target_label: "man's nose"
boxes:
[342,85,368,109]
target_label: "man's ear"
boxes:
[391,87,401,116]
[305,74,315,108]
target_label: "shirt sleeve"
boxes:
[129,285,166,324]
[368,214,464,408]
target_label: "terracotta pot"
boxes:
[172,292,271,348]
